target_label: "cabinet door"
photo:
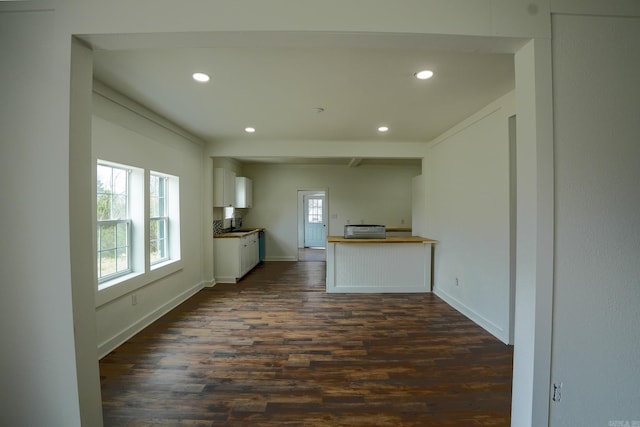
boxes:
[239,234,259,275]
[235,177,253,208]
[249,236,258,268]
[239,236,246,275]
[213,238,241,282]
[224,169,236,207]
[213,168,236,207]
[240,235,251,276]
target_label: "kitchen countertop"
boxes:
[386,227,412,232]
[327,235,438,244]
[214,228,264,238]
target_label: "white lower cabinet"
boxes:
[240,234,259,275]
[213,233,259,283]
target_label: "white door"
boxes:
[304,195,325,247]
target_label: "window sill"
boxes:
[95,258,184,308]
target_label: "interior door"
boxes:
[304,195,325,248]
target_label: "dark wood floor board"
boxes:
[101,261,513,426]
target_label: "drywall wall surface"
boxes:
[0,9,82,427]
[69,38,104,426]
[427,92,515,343]
[550,13,640,426]
[59,0,550,41]
[92,92,206,357]
[241,163,420,260]
[509,37,555,427]
[2,0,560,424]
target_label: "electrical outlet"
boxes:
[552,382,562,402]
[131,294,138,306]
[401,219,405,224]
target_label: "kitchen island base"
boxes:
[326,236,436,293]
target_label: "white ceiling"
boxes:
[86,31,518,165]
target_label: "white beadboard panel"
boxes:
[326,243,431,293]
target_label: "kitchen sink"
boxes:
[215,228,261,237]
[227,228,258,233]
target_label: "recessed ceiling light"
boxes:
[245,127,256,133]
[415,70,434,80]
[192,72,210,82]
[378,126,389,132]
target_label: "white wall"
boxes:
[92,88,207,357]
[425,92,515,343]
[0,9,82,427]
[1,1,557,425]
[241,163,420,260]
[69,38,104,426]
[550,13,640,426]
[511,38,555,427]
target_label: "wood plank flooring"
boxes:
[100,261,513,426]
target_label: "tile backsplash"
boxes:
[213,215,243,235]
[212,220,225,235]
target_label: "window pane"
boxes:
[97,162,133,282]
[97,165,113,193]
[100,224,115,250]
[150,174,170,266]
[150,245,160,264]
[150,175,158,197]
[150,175,166,218]
[158,177,166,216]
[150,196,159,217]
[150,219,158,238]
[116,247,129,273]
[112,168,127,195]
[97,193,111,220]
[100,249,117,277]
[150,217,168,264]
[111,195,127,219]
[116,222,128,247]
[158,219,165,238]
[308,198,323,223]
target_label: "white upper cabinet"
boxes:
[235,177,253,208]
[213,168,236,207]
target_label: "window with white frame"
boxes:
[97,161,180,288]
[150,173,169,264]
[97,163,132,282]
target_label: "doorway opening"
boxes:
[297,189,327,262]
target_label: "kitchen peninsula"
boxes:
[326,235,437,293]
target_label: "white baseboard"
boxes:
[213,275,239,284]
[326,285,430,293]
[264,256,298,261]
[433,286,509,344]
[98,281,205,359]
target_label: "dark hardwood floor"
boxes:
[100,261,513,426]
[298,247,326,262]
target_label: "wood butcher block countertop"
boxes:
[214,228,264,238]
[327,235,438,244]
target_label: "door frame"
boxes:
[297,188,328,249]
